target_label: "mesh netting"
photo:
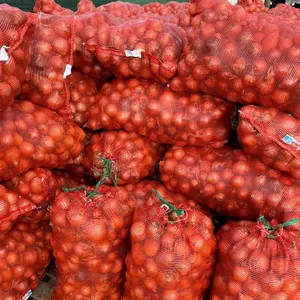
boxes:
[33,0,73,15]
[160,145,300,228]
[85,19,187,83]
[50,186,135,299]
[0,5,36,111]
[83,130,165,185]
[0,221,52,300]
[0,101,85,181]
[269,3,300,20]
[211,218,300,300]
[171,0,300,118]
[86,78,235,148]
[76,0,96,15]
[237,0,268,13]
[238,105,300,179]
[123,189,216,299]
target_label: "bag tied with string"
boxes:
[211,217,300,299]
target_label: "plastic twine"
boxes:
[93,156,118,187]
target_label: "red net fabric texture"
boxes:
[238,0,268,13]
[211,219,300,299]
[33,0,73,15]
[0,5,36,111]
[143,2,172,15]
[171,0,300,118]
[123,192,216,299]
[269,4,300,20]
[160,145,300,228]
[83,130,165,185]
[76,0,96,15]
[238,105,300,179]
[87,78,235,147]
[0,221,52,300]
[50,186,135,300]
[85,19,187,83]
[0,101,85,181]
[165,2,189,14]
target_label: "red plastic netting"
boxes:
[85,19,187,83]
[0,5,36,111]
[33,0,73,15]
[76,0,96,15]
[123,188,216,299]
[165,2,189,15]
[160,145,300,228]
[269,4,300,20]
[143,2,172,16]
[50,185,135,300]
[87,78,235,148]
[0,101,85,181]
[238,0,268,13]
[83,130,165,185]
[211,218,300,299]
[0,221,52,300]
[238,105,300,179]
[171,0,300,118]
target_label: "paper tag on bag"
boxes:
[0,46,9,62]
[63,64,72,78]
[22,290,32,300]
[124,49,142,58]
[227,0,238,5]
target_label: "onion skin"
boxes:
[86,78,235,148]
[50,186,135,300]
[0,101,85,181]
[160,145,300,229]
[211,220,300,299]
[0,221,52,299]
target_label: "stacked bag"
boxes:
[1,0,300,298]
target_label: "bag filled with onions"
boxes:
[0,5,36,111]
[237,0,268,13]
[33,0,73,15]
[0,221,52,300]
[211,217,300,300]
[238,105,300,179]
[50,184,135,300]
[160,145,300,227]
[85,19,187,83]
[123,189,216,300]
[269,4,300,20]
[165,2,189,15]
[0,101,85,181]
[171,0,300,118]
[143,2,172,16]
[87,78,235,148]
[20,12,76,118]
[76,0,96,15]
[83,130,165,185]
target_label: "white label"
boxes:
[227,0,238,5]
[0,46,9,62]
[282,135,300,151]
[63,64,72,79]
[22,290,32,300]
[124,49,142,58]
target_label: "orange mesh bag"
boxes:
[83,130,165,185]
[0,5,36,111]
[238,105,300,179]
[0,221,52,300]
[211,217,300,300]
[87,78,235,148]
[171,0,300,118]
[67,70,99,126]
[50,185,135,300]
[143,2,172,16]
[269,4,300,20]
[76,0,96,15]
[123,189,216,300]
[20,13,76,118]
[33,0,73,15]
[238,0,268,13]
[160,145,300,227]
[53,170,87,191]
[165,2,189,15]
[85,19,187,83]
[0,101,85,181]
[96,2,143,20]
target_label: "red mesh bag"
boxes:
[0,101,85,181]
[67,70,99,126]
[143,2,172,16]
[0,5,36,111]
[76,0,96,15]
[87,78,235,148]
[0,221,52,300]
[269,4,300,20]
[238,105,300,179]
[33,0,73,15]
[53,170,86,191]
[83,130,165,185]
[50,185,135,300]
[20,13,76,118]
[160,145,300,226]
[171,0,300,118]
[238,0,268,13]
[211,218,300,300]
[85,19,187,83]
[96,2,143,20]
[165,2,189,15]
[123,189,216,299]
